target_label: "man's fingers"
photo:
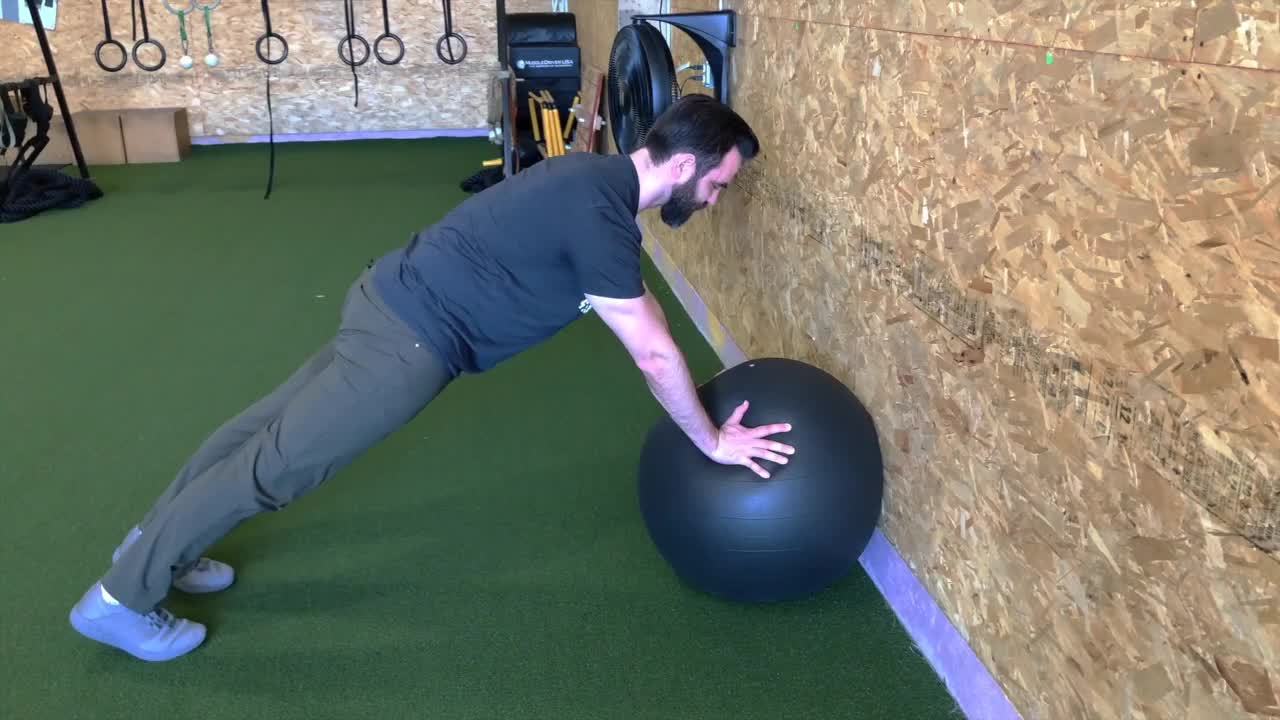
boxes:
[743,438,794,455]
[745,459,770,479]
[726,400,749,425]
[762,440,795,455]
[753,450,790,465]
[749,422,792,438]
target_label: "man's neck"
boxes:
[629,148,670,212]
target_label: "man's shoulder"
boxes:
[569,155,640,219]
[547,153,636,193]
[522,151,611,181]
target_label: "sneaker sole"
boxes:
[69,608,206,662]
[174,574,235,594]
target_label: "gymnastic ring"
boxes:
[338,34,371,67]
[132,38,167,71]
[256,32,288,64]
[436,32,467,64]
[374,33,405,65]
[95,38,128,72]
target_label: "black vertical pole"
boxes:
[496,0,507,68]
[25,0,91,180]
[496,0,512,176]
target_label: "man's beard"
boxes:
[659,178,706,228]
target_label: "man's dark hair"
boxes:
[642,94,760,175]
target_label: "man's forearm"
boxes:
[640,349,719,456]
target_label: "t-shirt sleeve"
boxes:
[574,209,645,299]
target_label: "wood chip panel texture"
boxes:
[577,0,1280,718]
[1,0,547,139]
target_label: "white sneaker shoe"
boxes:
[112,526,236,594]
[69,583,206,662]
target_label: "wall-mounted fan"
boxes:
[606,10,736,154]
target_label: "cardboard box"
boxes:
[120,107,191,164]
[2,107,191,168]
[75,110,129,165]
[0,110,127,167]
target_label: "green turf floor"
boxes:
[0,140,960,719]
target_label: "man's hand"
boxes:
[588,288,797,478]
[708,400,794,478]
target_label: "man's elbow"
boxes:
[635,342,680,377]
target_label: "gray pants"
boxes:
[102,268,454,614]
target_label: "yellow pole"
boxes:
[552,107,565,155]
[562,105,577,142]
[549,107,560,155]
[528,94,542,143]
[540,105,551,154]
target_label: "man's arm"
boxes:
[586,288,720,456]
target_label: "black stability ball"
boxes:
[637,357,884,603]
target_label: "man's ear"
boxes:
[669,152,698,184]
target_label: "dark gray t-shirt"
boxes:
[373,152,644,375]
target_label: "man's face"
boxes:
[660,147,744,228]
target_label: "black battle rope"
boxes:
[257,0,288,199]
[1,82,102,224]
[130,0,167,71]
[339,0,368,107]
[263,65,275,199]
[95,0,128,72]
[374,0,404,65]
[437,0,467,65]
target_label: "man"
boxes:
[68,94,795,662]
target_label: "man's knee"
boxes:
[249,448,353,511]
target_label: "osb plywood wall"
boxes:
[579,0,1280,718]
[0,0,545,139]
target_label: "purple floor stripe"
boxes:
[860,532,1022,719]
[642,235,1021,720]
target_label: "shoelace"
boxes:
[145,608,177,630]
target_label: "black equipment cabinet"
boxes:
[506,13,580,133]
[479,4,582,182]
[503,12,580,167]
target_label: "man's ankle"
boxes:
[100,584,122,606]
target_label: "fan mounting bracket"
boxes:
[630,10,735,107]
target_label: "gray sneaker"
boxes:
[112,526,235,594]
[69,583,206,662]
